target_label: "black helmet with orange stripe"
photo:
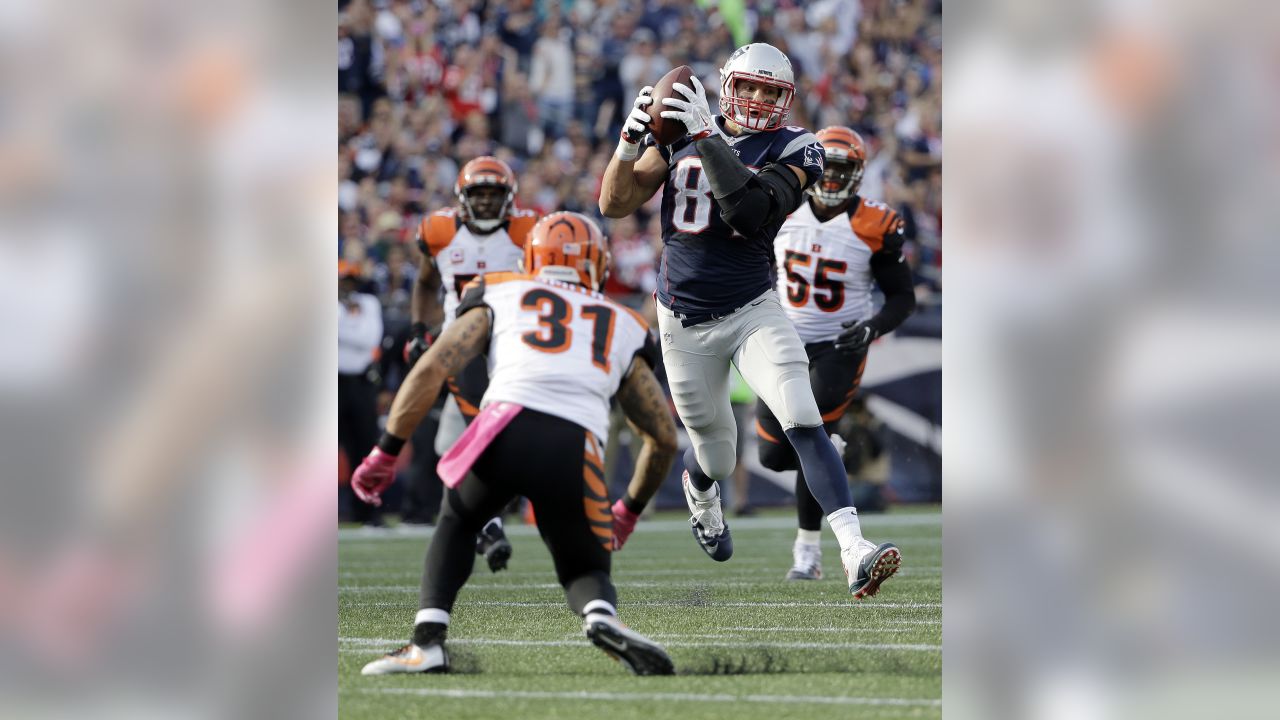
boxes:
[454,156,517,232]
[810,126,867,207]
[522,212,610,291]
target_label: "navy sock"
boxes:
[783,426,854,513]
[683,446,716,492]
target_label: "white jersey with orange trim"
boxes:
[458,272,657,442]
[415,207,538,329]
[772,197,904,343]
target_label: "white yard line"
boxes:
[347,600,941,609]
[350,686,942,708]
[716,625,926,630]
[340,636,939,651]
[340,566,944,579]
[342,582,662,592]
[339,513,941,541]
[342,578,936,593]
[713,627,921,633]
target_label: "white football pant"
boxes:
[656,289,821,480]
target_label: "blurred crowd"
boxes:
[339,0,942,323]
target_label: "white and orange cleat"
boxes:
[360,642,449,675]
[584,613,674,676]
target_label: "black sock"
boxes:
[565,571,616,616]
[413,622,448,647]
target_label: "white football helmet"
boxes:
[718,43,796,133]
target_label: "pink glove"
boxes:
[611,499,639,551]
[352,447,397,506]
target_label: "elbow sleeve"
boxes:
[868,251,917,333]
[718,164,804,235]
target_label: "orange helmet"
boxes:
[810,126,867,206]
[454,156,518,231]
[338,259,362,279]
[523,212,610,290]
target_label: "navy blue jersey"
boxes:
[646,117,823,317]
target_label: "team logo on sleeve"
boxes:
[803,144,823,169]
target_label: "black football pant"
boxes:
[400,395,445,524]
[445,353,523,517]
[445,354,490,422]
[419,409,615,615]
[398,352,486,525]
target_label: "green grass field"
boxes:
[339,507,941,719]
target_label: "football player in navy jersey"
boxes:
[599,43,901,599]
[758,126,917,582]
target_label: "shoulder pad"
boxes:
[480,271,528,287]
[420,210,461,257]
[777,125,815,141]
[849,198,902,254]
[506,210,539,249]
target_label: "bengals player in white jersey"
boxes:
[406,156,538,571]
[352,212,678,676]
[757,126,917,581]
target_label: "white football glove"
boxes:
[829,433,848,459]
[659,75,715,140]
[616,85,654,162]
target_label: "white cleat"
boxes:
[785,541,823,580]
[584,613,674,676]
[360,642,449,675]
[841,538,901,600]
[681,471,733,561]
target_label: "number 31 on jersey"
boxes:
[519,288,617,372]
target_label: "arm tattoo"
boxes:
[617,359,677,506]
[429,309,489,378]
[386,308,490,438]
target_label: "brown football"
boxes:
[647,65,696,146]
